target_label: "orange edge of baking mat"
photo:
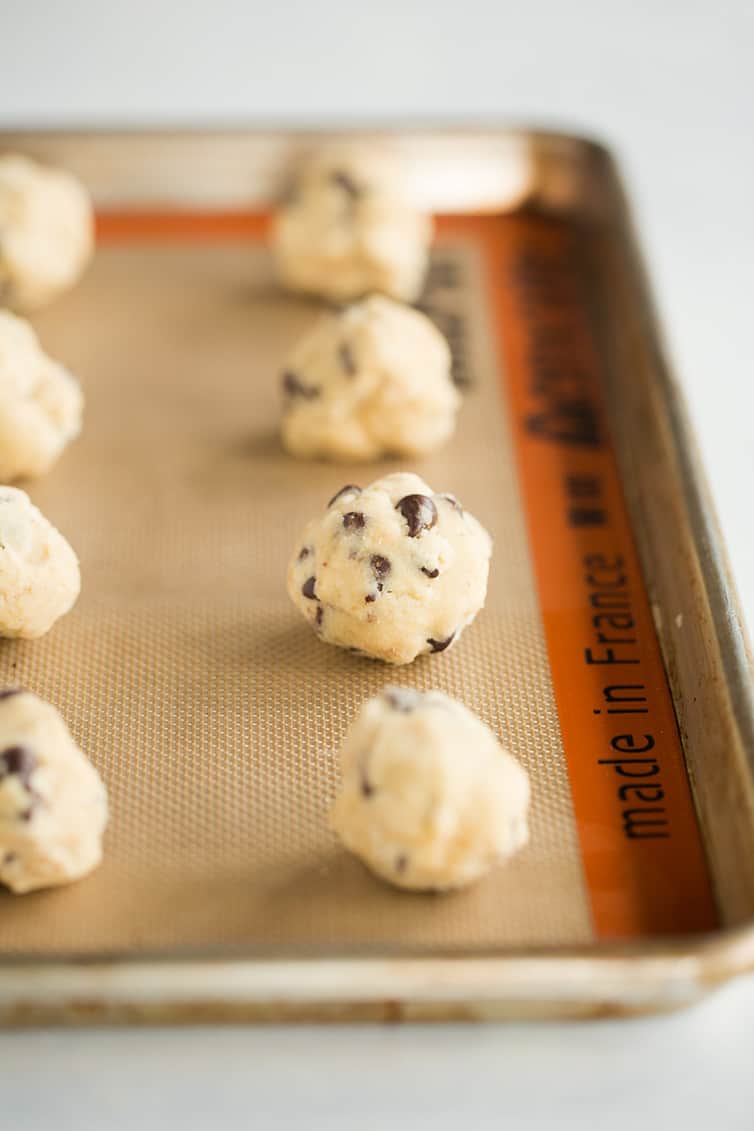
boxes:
[96,210,271,241]
[453,210,717,938]
[95,208,719,939]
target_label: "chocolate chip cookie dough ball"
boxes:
[0,487,80,638]
[0,153,94,312]
[330,687,530,890]
[0,689,108,893]
[0,311,83,481]
[272,145,432,303]
[280,295,460,461]
[287,473,492,664]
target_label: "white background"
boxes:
[1,1,753,1127]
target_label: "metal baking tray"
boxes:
[0,128,751,1023]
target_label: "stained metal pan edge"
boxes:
[0,126,751,1022]
[2,927,754,1024]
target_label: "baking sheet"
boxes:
[0,129,750,1021]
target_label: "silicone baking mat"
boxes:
[0,208,716,956]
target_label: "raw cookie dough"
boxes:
[287,472,492,664]
[0,487,80,638]
[0,689,108,893]
[0,153,94,312]
[272,145,432,303]
[0,310,83,480]
[330,687,530,890]
[280,295,460,461]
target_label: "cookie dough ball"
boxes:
[287,473,492,664]
[330,687,530,890]
[0,311,83,481]
[0,487,80,638]
[272,145,432,303]
[0,153,94,312]
[0,689,108,893]
[280,295,460,461]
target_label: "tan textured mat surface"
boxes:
[0,235,591,955]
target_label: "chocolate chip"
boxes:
[361,775,375,798]
[302,577,317,600]
[3,852,16,866]
[282,371,320,400]
[0,745,37,789]
[366,555,390,601]
[395,854,408,873]
[331,169,361,199]
[371,555,391,580]
[427,633,456,653]
[280,179,299,207]
[298,546,312,562]
[338,342,357,376]
[0,745,38,821]
[0,688,23,701]
[328,484,361,508]
[342,511,365,531]
[396,495,438,538]
[421,566,440,579]
[315,606,324,629]
[382,688,419,712]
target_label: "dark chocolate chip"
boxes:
[342,511,366,531]
[396,495,438,538]
[280,179,299,207]
[302,577,317,600]
[421,566,440,579]
[395,854,408,874]
[371,555,391,580]
[361,775,375,798]
[0,745,37,789]
[315,606,324,629]
[328,484,361,508]
[439,493,464,515]
[0,744,38,822]
[282,371,320,400]
[338,342,357,376]
[298,546,312,562]
[365,554,390,601]
[331,169,361,199]
[427,633,456,653]
[382,688,419,712]
[0,688,23,701]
